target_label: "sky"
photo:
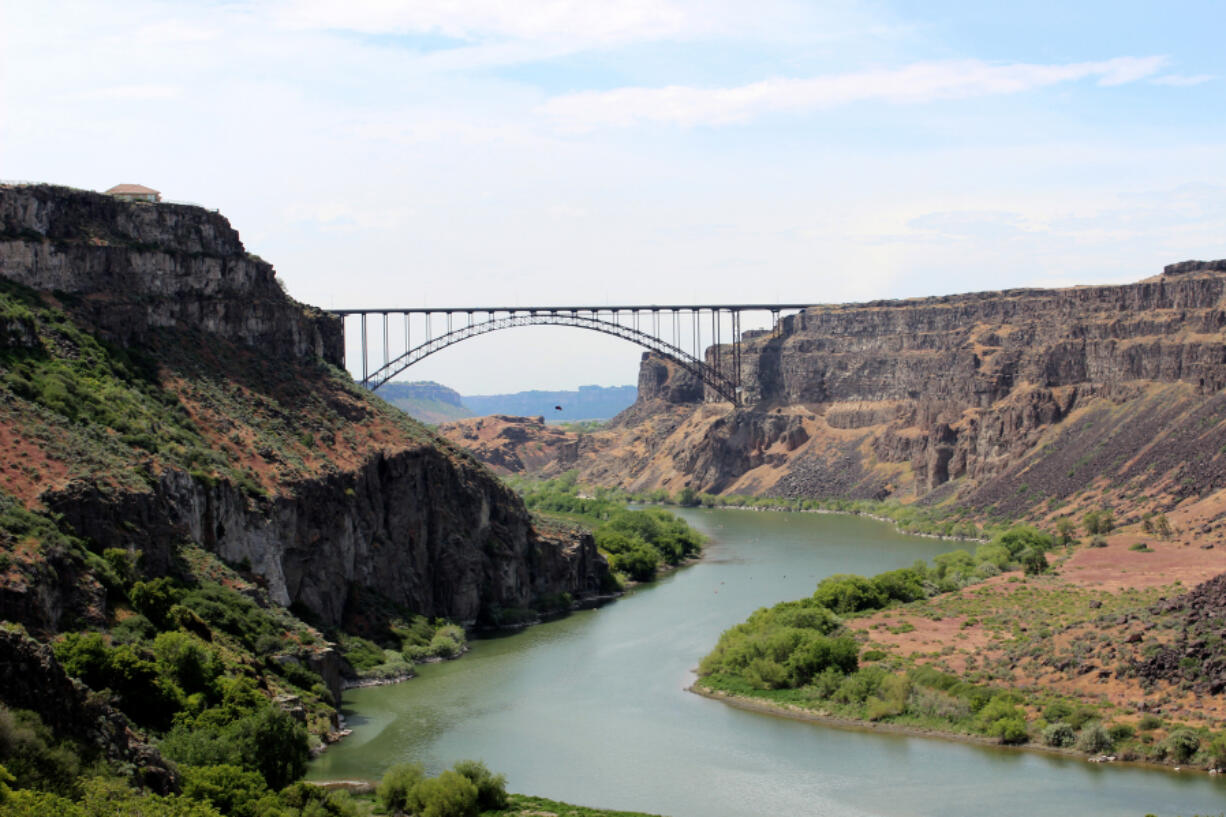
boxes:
[3,1,1225,394]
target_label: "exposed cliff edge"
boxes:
[0,183,608,637]
[438,263,1226,526]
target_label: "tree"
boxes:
[610,546,659,582]
[452,760,508,811]
[992,527,1055,557]
[1208,732,1226,770]
[1165,729,1201,763]
[1076,723,1113,754]
[377,762,425,814]
[232,707,309,790]
[1019,548,1049,576]
[408,770,478,817]
[1082,510,1115,536]
[130,577,183,628]
[1054,518,1076,546]
[180,765,270,817]
[813,574,887,614]
[677,486,700,507]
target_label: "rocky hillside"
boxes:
[440,262,1226,526]
[437,415,589,475]
[0,183,608,635]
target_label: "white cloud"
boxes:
[84,84,182,101]
[272,0,688,43]
[1151,73,1214,86]
[540,56,1169,129]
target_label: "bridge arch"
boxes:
[358,310,741,403]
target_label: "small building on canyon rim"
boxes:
[104,183,161,202]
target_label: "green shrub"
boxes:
[1208,732,1226,769]
[279,781,360,816]
[151,631,222,696]
[992,527,1055,557]
[1082,510,1115,536]
[1066,706,1098,730]
[1076,723,1113,754]
[180,764,270,817]
[1042,722,1076,748]
[1019,548,1048,576]
[991,718,1029,745]
[452,759,508,810]
[377,762,426,814]
[130,577,183,628]
[610,546,659,581]
[408,769,478,817]
[833,666,889,704]
[813,574,887,614]
[0,707,86,797]
[1042,701,1073,722]
[977,695,1028,743]
[1165,729,1201,763]
[1107,723,1136,742]
[871,568,926,603]
[1137,713,1163,731]
[230,706,308,789]
[340,637,385,672]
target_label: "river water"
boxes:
[308,508,1226,816]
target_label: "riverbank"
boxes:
[307,508,1225,816]
[687,683,1217,776]
[704,503,988,544]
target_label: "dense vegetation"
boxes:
[699,526,1058,692]
[513,475,703,582]
[696,523,1226,768]
[0,537,486,815]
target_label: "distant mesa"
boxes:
[104,183,161,203]
[380,381,637,425]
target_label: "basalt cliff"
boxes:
[441,262,1226,526]
[0,183,607,638]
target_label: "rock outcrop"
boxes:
[435,415,585,476]
[44,446,605,628]
[0,183,608,633]
[0,184,341,364]
[454,262,1226,522]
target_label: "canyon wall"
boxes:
[0,183,342,364]
[444,262,1226,523]
[0,184,606,634]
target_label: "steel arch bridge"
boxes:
[330,304,811,407]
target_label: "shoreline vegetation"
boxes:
[508,474,706,585]
[685,683,1192,773]
[687,513,1226,776]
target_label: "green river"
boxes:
[308,508,1226,816]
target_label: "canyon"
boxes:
[441,261,1226,528]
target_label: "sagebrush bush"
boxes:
[1043,722,1076,748]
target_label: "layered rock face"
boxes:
[0,184,606,632]
[494,262,1226,518]
[45,445,604,628]
[734,265,1226,407]
[0,184,341,364]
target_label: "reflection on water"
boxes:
[309,508,1226,817]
